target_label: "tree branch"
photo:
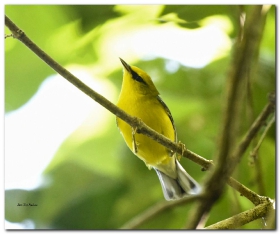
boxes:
[250,113,275,162]
[5,14,213,172]
[184,5,270,229]
[204,198,274,229]
[227,177,265,206]
[229,93,275,178]
[120,194,203,229]
[249,113,275,196]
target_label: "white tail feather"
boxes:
[155,160,200,200]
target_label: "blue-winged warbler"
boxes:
[116,58,200,200]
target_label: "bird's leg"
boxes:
[177,141,186,160]
[132,127,138,154]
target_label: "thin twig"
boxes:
[226,177,266,206]
[120,194,203,229]
[250,113,275,196]
[250,114,275,161]
[204,198,274,229]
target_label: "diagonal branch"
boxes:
[250,113,275,161]
[120,194,203,229]
[204,198,274,229]
[4,15,212,172]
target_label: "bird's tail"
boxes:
[155,160,201,201]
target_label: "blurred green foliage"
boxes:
[5,5,275,229]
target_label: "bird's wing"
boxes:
[156,96,177,143]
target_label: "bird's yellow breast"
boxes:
[117,93,176,176]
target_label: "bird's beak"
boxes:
[119,58,132,73]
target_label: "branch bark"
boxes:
[204,198,274,229]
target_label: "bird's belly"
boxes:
[117,96,176,177]
[134,133,170,166]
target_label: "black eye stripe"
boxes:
[131,70,147,85]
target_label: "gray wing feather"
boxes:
[156,96,177,143]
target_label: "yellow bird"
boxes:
[116,58,200,200]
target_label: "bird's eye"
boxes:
[131,70,147,85]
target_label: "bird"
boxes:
[116,58,200,200]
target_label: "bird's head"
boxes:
[119,58,159,96]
